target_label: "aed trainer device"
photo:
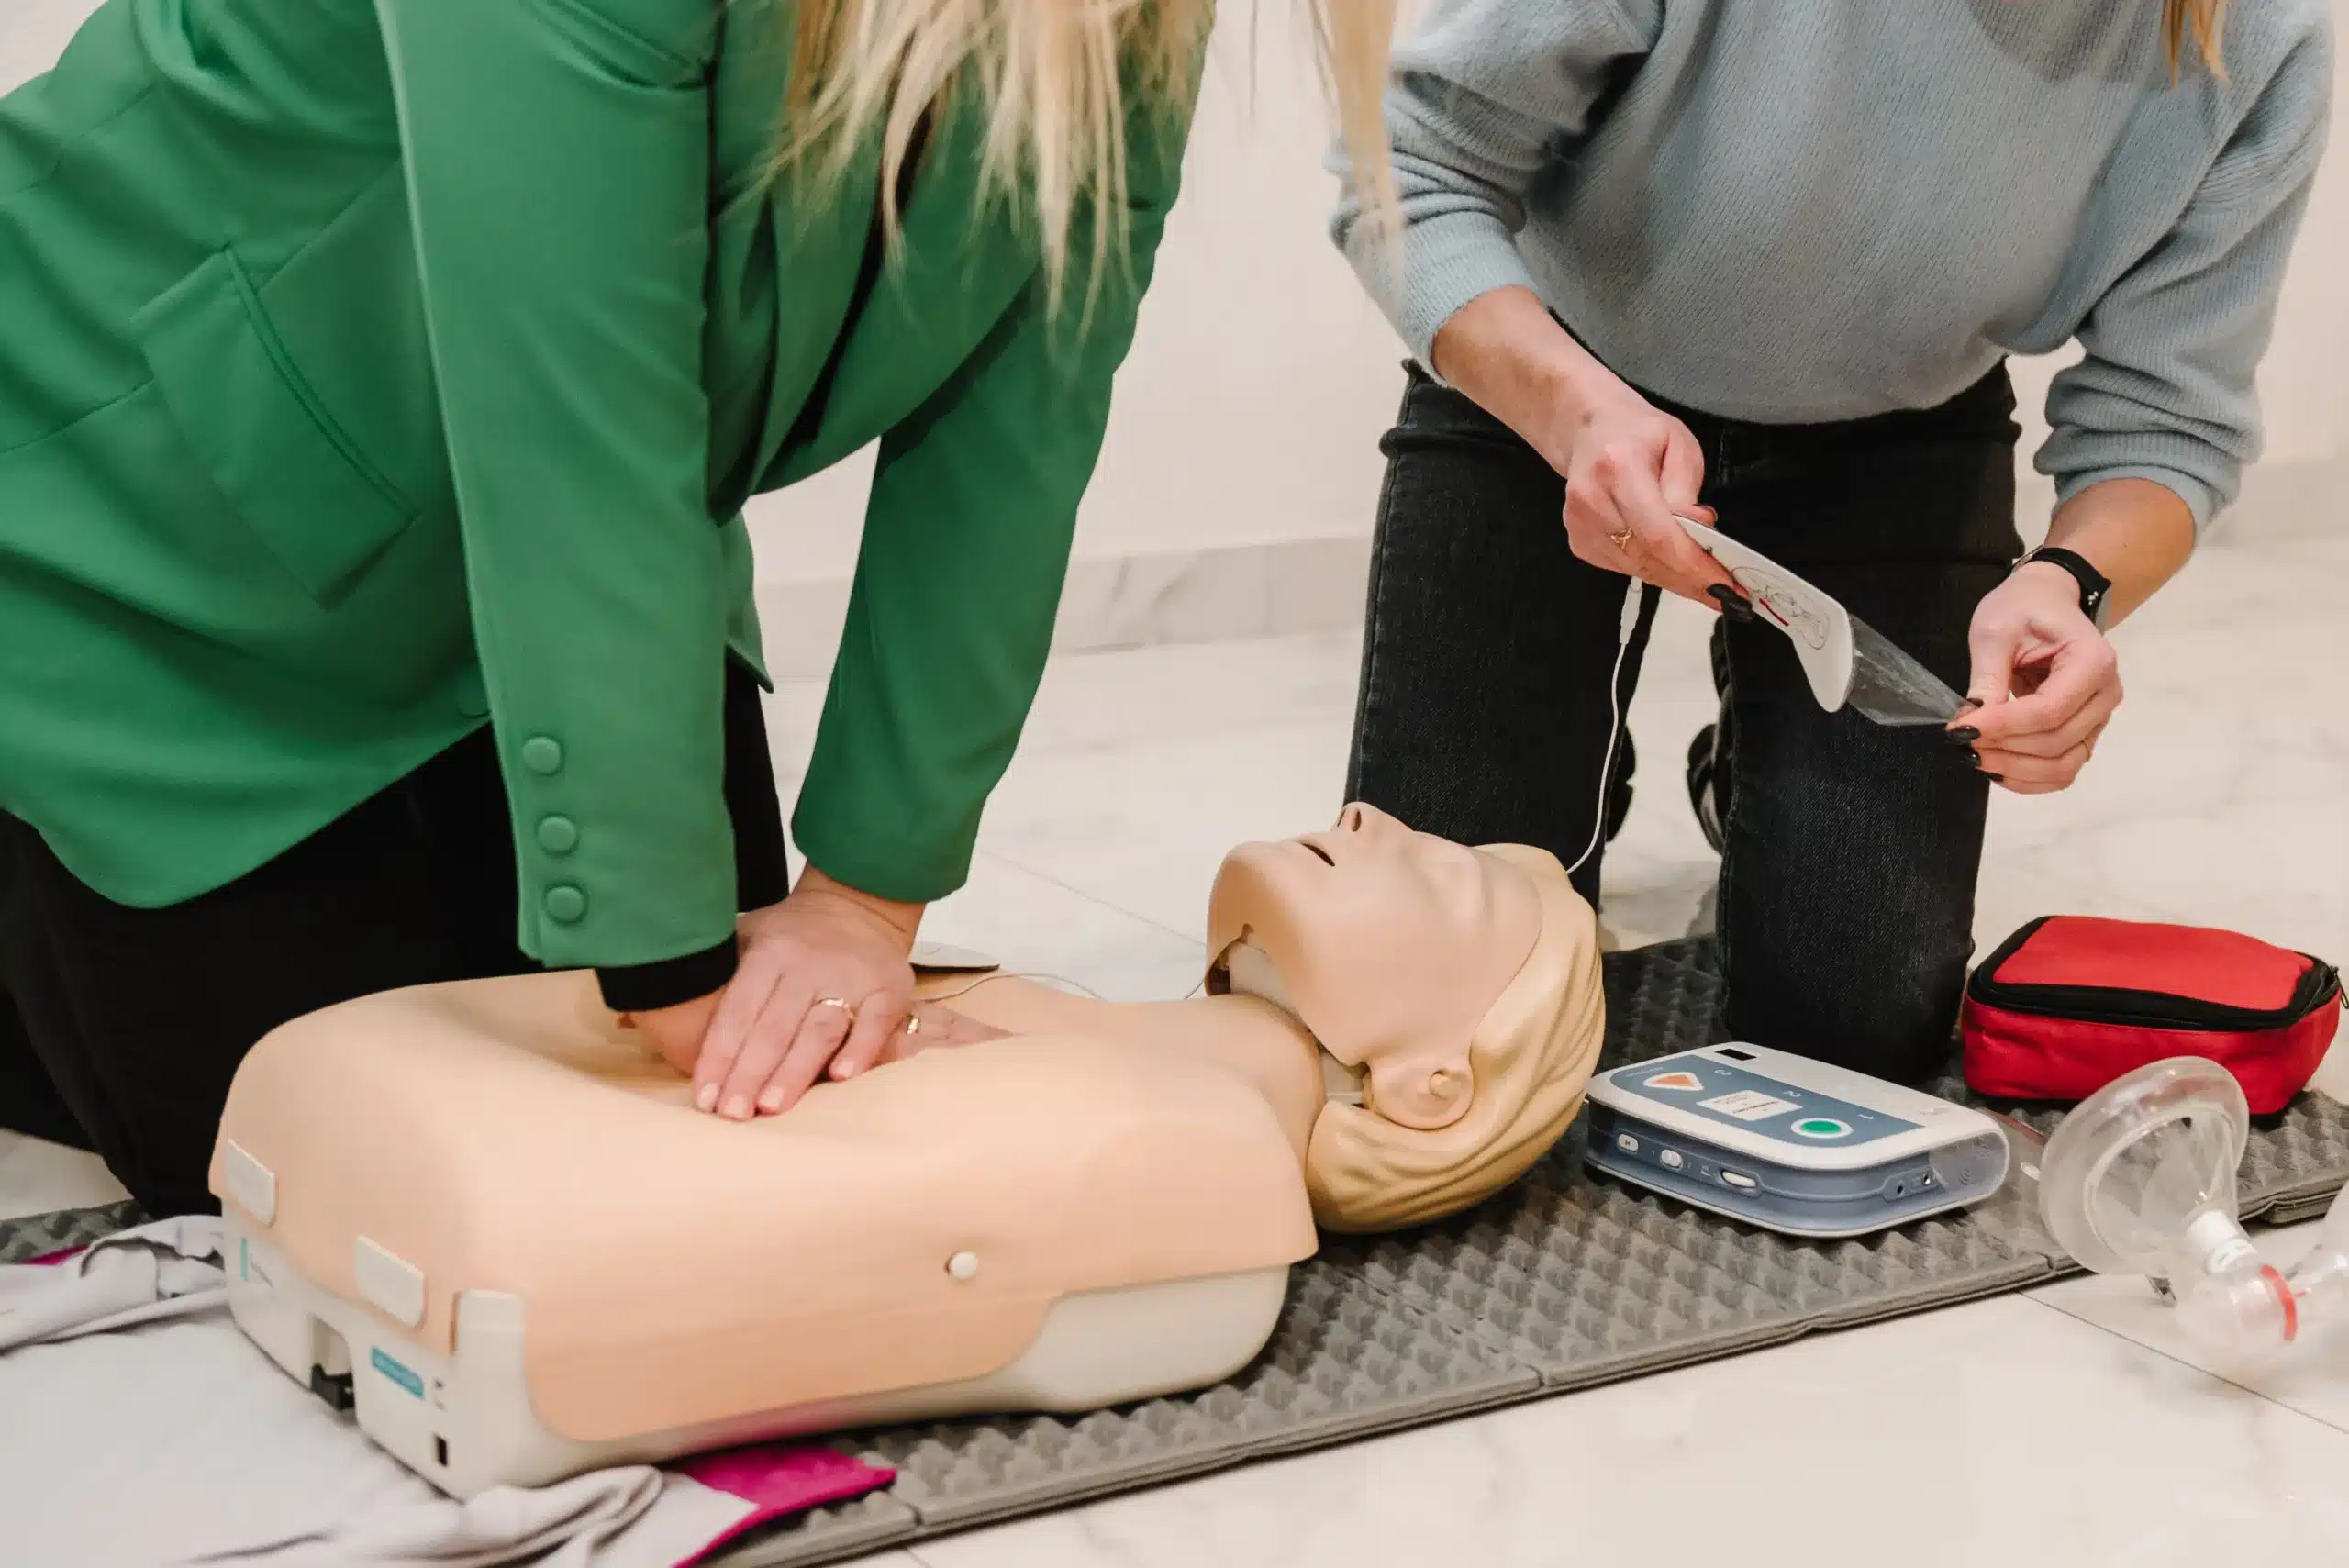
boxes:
[1584,1044,2010,1238]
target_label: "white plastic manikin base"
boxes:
[222,1211,1287,1497]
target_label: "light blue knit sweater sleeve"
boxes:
[2040,29,2334,530]
[1329,0,1661,371]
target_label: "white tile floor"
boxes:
[5,525,2344,1566]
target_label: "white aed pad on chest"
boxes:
[1584,1044,2009,1238]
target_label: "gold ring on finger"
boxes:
[813,995,857,1027]
[904,1014,923,1037]
[1609,528,1636,551]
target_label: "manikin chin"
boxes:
[208,805,1606,1496]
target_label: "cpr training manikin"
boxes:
[206,806,1605,1496]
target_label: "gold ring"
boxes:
[813,996,856,1027]
[1609,528,1636,551]
[904,1014,923,1037]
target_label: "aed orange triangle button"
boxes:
[1644,1071,1705,1092]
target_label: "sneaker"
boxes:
[1604,728,1636,845]
[1685,723,1725,854]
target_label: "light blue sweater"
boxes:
[1332,0,2333,528]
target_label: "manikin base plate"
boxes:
[11,939,2349,1567]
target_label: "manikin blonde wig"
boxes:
[1304,843,1605,1235]
[781,0,1397,304]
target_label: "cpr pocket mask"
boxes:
[2037,1056,2349,1370]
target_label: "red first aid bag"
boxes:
[1963,916,2343,1114]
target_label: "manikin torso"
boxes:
[206,806,1598,1495]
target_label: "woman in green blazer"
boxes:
[0,0,1395,1215]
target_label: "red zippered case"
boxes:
[1962,916,2343,1114]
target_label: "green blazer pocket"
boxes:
[135,250,417,606]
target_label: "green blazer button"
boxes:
[543,884,588,924]
[536,816,580,855]
[520,737,564,775]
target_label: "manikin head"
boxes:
[1206,804,1605,1232]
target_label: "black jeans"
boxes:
[0,666,789,1218]
[1349,363,2023,1084]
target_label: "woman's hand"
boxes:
[637,866,926,1119]
[1952,562,2123,794]
[1559,385,1741,606]
[1426,287,1738,607]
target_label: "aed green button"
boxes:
[544,884,587,924]
[1793,1118,1853,1140]
[520,736,563,775]
[536,816,579,855]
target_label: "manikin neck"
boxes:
[1220,942,1366,1108]
[926,966,1328,1161]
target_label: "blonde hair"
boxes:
[2165,0,2228,79]
[1304,843,1606,1235]
[781,0,1397,306]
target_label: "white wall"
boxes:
[5,1,94,83]
[2258,6,2349,469]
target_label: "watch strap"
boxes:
[2018,546,2111,628]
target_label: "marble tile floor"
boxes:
[3,523,2343,1565]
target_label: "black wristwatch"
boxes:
[2015,545,2112,631]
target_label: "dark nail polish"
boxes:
[1983,772,2005,784]
[1706,584,1756,621]
[1965,747,1985,768]
[1958,697,1984,714]
[1946,727,1980,745]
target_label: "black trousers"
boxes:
[0,666,789,1218]
[1349,362,2023,1084]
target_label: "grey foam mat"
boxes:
[0,1199,148,1264]
[13,940,2349,1568]
[721,1493,924,1568]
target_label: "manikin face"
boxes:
[1207,804,1544,1130]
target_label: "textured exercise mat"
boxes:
[11,940,2348,1568]
[0,1199,148,1264]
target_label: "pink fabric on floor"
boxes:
[673,1445,896,1567]
[25,1248,84,1267]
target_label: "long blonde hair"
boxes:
[2165,0,2228,79]
[780,1,1397,305]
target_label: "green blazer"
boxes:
[0,0,1195,969]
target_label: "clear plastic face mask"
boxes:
[2039,1057,2349,1368]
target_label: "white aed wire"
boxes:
[1566,578,1653,878]
[923,971,1106,1005]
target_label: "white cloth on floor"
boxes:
[194,1465,738,1568]
[0,1221,827,1568]
[0,1214,228,1350]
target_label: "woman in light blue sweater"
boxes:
[1332,1,2332,1081]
